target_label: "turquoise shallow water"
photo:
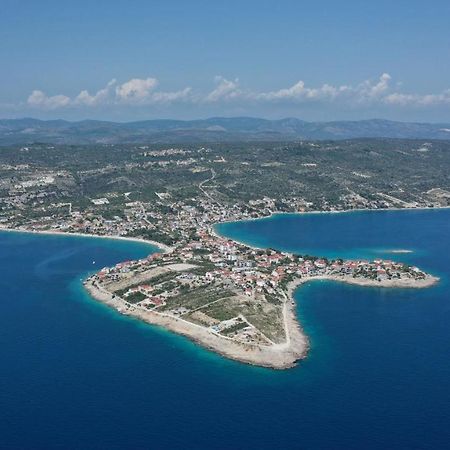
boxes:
[1,209,449,449]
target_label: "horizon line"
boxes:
[2,116,450,125]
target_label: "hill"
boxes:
[1,117,450,144]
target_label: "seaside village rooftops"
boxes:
[87,215,432,338]
[7,167,436,362]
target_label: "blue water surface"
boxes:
[1,209,449,449]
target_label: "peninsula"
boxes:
[81,215,437,369]
[0,139,445,368]
[1,202,438,368]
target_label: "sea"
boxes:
[1,208,449,449]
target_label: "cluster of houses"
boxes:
[185,235,427,297]
[123,285,166,308]
[10,172,428,317]
[92,220,428,320]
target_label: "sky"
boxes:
[1,0,450,122]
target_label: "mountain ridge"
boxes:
[1,117,450,144]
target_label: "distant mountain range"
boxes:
[1,117,450,144]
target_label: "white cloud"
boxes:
[151,87,193,104]
[75,79,116,106]
[27,90,71,109]
[24,73,450,110]
[25,77,193,109]
[384,89,450,106]
[205,76,241,102]
[383,93,417,106]
[253,80,348,102]
[115,77,158,102]
[358,73,392,100]
[252,73,393,104]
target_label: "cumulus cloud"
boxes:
[26,77,193,109]
[27,90,71,109]
[24,73,450,110]
[205,76,241,102]
[253,80,348,102]
[251,73,393,104]
[115,77,158,102]
[151,87,193,104]
[358,72,392,100]
[384,89,450,106]
[75,79,117,106]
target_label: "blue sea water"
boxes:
[1,209,449,449]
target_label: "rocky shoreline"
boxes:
[84,270,438,369]
[1,221,439,369]
[85,279,307,369]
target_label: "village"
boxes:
[0,145,440,362]
[0,163,437,352]
[85,210,433,350]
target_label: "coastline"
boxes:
[210,226,269,252]
[85,279,308,369]
[287,273,439,293]
[0,207,441,369]
[0,226,173,254]
[213,205,450,252]
[215,204,450,227]
[84,270,438,370]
